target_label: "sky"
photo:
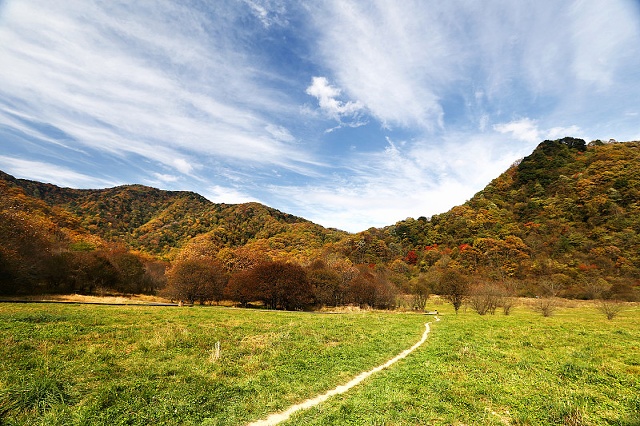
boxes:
[1,1,639,232]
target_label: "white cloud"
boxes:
[307,1,449,130]
[568,1,640,88]
[0,156,118,188]
[494,119,585,144]
[546,125,583,140]
[265,124,295,143]
[172,159,195,175]
[205,185,260,205]
[0,1,314,177]
[308,1,640,132]
[305,77,366,129]
[151,173,180,184]
[494,118,541,144]
[269,133,526,232]
[243,0,288,28]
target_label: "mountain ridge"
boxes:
[0,170,339,256]
[1,138,639,301]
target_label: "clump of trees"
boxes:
[163,257,227,305]
[224,261,312,310]
[160,253,403,310]
[0,232,167,297]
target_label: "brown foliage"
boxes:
[224,268,258,307]
[225,261,314,310]
[308,265,345,307]
[347,265,397,309]
[438,269,470,314]
[163,257,228,304]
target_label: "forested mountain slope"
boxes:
[1,171,345,257]
[385,138,640,297]
[0,171,346,296]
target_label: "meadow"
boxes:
[0,301,638,425]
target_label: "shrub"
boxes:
[596,298,623,320]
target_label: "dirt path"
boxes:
[247,317,440,426]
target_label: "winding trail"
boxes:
[248,316,440,426]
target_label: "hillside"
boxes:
[0,171,347,297]
[1,171,345,257]
[385,138,640,298]
[1,138,639,301]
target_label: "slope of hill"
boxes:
[1,171,345,257]
[0,170,346,296]
[385,138,640,298]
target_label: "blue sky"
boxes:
[1,1,639,232]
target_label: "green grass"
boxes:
[0,304,425,425]
[285,302,640,425]
[1,302,639,425]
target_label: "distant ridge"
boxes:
[1,170,343,256]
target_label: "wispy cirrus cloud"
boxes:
[268,133,527,231]
[307,1,450,130]
[308,1,640,131]
[0,1,313,178]
[243,0,289,28]
[0,156,119,188]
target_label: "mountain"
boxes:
[384,138,640,298]
[1,138,639,301]
[0,170,346,295]
[1,171,345,257]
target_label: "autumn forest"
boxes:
[1,138,639,309]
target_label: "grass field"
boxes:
[0,303,426,425]
[0,300,638,425]
[286,301,640,426]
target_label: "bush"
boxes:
[596,298,624,320]
[533,296,557,317]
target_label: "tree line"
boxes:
[162,255,399,310]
